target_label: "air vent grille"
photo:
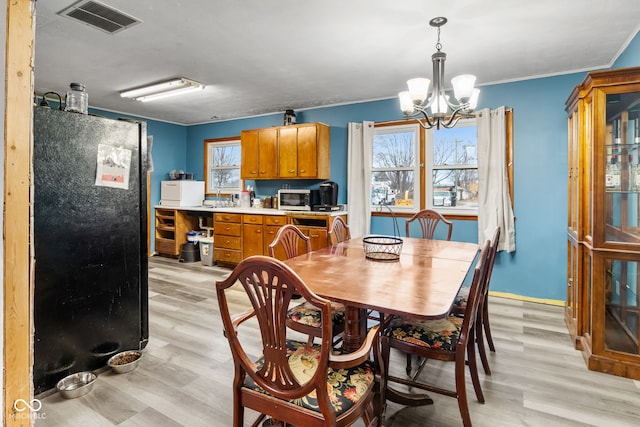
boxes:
[59,0,141,34]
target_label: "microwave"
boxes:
[278,189,311,211]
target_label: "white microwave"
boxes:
[278,189,311,211]
[160,180,204,207]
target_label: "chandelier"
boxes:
[398,17,479,129]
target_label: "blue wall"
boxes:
[106,31,639,302]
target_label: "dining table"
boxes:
[282,236,480,353]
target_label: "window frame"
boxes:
[370,123,422,214]
[371,110,513,220]
[425,117,479,216]
[203,136,242,196]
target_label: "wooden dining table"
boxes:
[282,236,479,353]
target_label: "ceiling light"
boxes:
[398,17,479,129]
[120,78,205,102]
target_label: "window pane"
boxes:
[210,168,240,190]
[371,171,414,206]
[212,145,241,167]
[372,132,415,168]
[433,169,478,208]
[433,126,477,167]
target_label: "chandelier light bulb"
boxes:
[407,78,430,105]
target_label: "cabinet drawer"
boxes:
[155,238,177,255]
[214,213,242,223]
[243,214,264,225]
[214,248,242,264]
[264,216,287,226]
[215,235,242,250]
[214,222,242,236]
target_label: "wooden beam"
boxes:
[4,1,34,425]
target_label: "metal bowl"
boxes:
[107,350,142,373]
[56,372,97,399]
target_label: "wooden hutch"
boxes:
[566,66,640,379]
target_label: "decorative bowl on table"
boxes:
[362,235,403,261]
[56,372,97,399]
[107,350,142,374]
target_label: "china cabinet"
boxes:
[565,66,640,379]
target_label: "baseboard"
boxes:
[489,291,565,307]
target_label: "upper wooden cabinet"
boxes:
[241,122,330,180]
[240,127,278,179]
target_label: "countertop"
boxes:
[154,205,347,216]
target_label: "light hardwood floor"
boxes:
[36,256,640,426]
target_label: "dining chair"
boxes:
[404,208,453,373]
[405,209,453,241]
[327,216,351,246]
[216,255,381,427]
[380,239,492,427]
[268,224,346,346]
[452,226,501,375]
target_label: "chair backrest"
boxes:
[327,216,351,245]
[216,255,333,402]
[268,224,311,260]
[405,209,453,240]
[456,240,491,354]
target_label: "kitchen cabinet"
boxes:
[240,127,278,179]
[263,215,288,255]
[240,122,330,180]
[155,208,199,257]
[278,123,330,179]
[214,212,243,267]
[565,66,640,380]
[242,214,264,258]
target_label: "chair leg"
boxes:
[454,349,473,427]
[405,353,413,375]
[483,301,496,352]
[466,332,485,404]
[476,312,491,375]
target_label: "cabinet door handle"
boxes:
[288,169,295,173]
[250,170,257,174]
[300,169,306,173]
[260,170,266,174]
[256,229,262,234]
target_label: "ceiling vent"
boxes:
[58,0,142,34]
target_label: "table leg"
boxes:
[342,307,368,353]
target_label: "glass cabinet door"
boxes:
[604,91,640,244]
[605,257,639,355]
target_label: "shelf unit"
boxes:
[154,208,199,257]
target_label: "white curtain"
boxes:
[477,107,516,252]
[347,121,374,237]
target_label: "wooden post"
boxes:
[4,0,35,425]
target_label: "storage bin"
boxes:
[199,237,214,266]
[179,242,200,263]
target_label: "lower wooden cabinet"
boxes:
[214,212,242,267]
[211,211,344,266]
[155,208,199,257]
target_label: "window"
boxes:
[428,119,478,213]
[371,114,506,217]
[370,124,420,211]
[204,137,241,195]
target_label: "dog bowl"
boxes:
[56,372,96,399]
[107,350,142,373]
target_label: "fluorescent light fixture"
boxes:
[120,78,205,102]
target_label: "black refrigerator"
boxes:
[33,107,149,394]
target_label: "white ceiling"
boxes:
[34,0,640,125]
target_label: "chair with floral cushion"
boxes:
[451,226,500,375]
[327,216,351,246]
[405,209,453,241]
[216,255,381,427]
[268,224,346,347]
[380,239,492,427]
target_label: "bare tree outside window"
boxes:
[371,129,417,207]
[204,139,241,194]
